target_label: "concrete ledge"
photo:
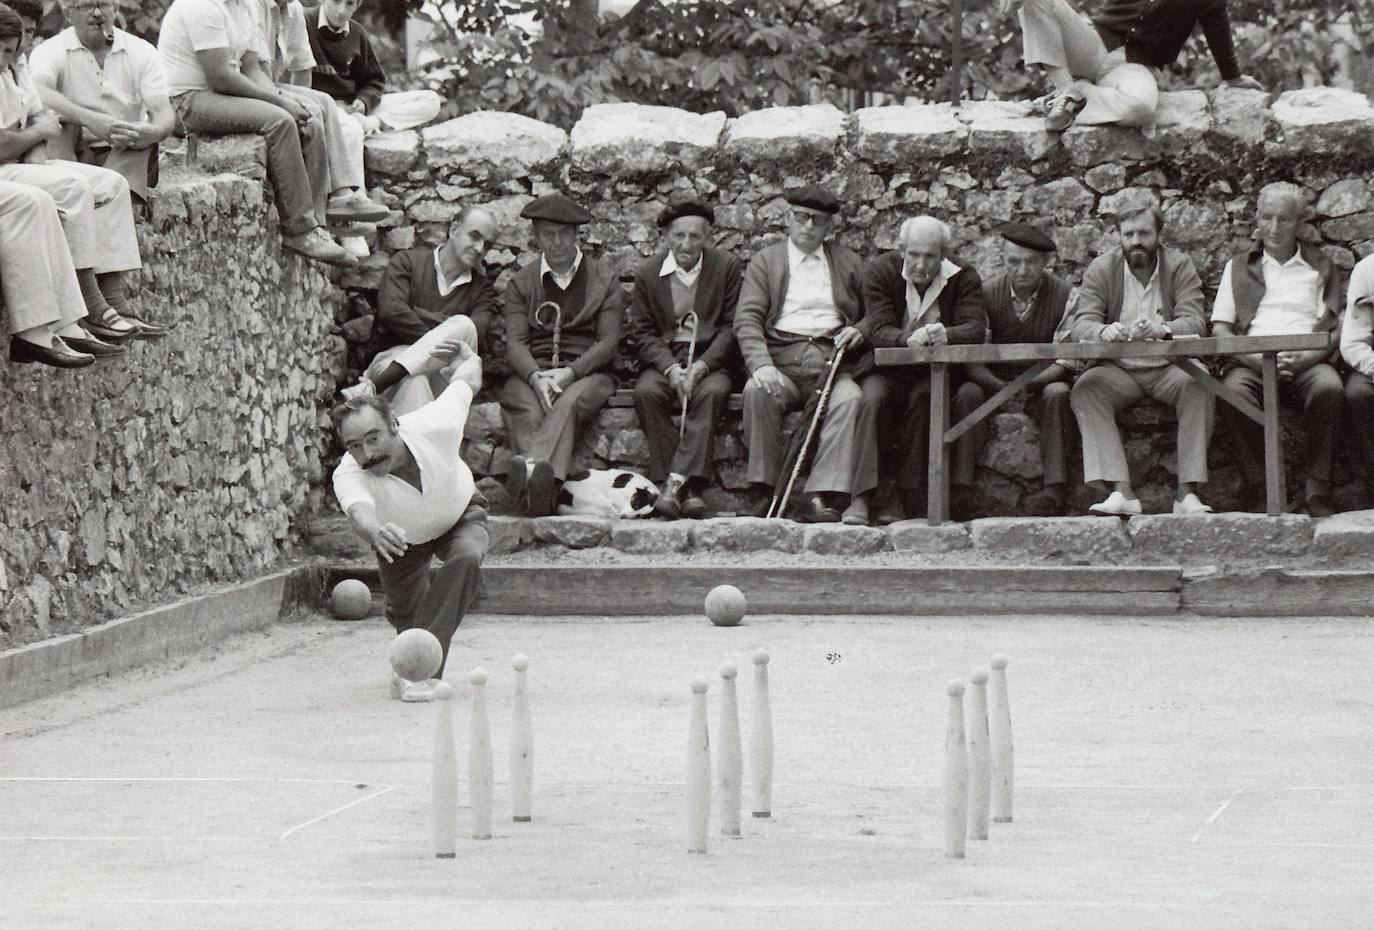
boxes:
[1182,567,1374,616]
[1128,513,1313,560]
[0,567,311,711]
[1311,510,1374,560]
[969,517,1131,561]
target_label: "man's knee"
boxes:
[633,372,671,405]
[1041,380,1070,406]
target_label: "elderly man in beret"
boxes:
[501,192,623,517]
[629,198,744,519]
[856,215,988,523]
[733,184,875,523]
[1212,182,1344,516]
[959,223,1076,515]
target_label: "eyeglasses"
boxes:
[69,1,116,12]
[790,209,831,228]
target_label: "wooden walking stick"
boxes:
[678,310,700,443]
[533,300,563,369]
[766,346,846,520]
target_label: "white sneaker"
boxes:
[1088,491,1142,516]
[1172,493,1214,515]
[401,678,441,703]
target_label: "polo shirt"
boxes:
[158,0,260,97]
[1211,251,1324,336]
[332,379,477,545]
[254,0,315,81]
[776,239,840,337]
[29,28,167,124]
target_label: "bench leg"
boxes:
[928,362,950,526]
[1261,354,1286,515]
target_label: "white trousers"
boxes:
[368,90,442,132]
[364,314,480,416]
[0,159,141,273]
[0,179,86,336]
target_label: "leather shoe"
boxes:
[80,317,133,344]
[504,455,528,514]
[1305,493,1336,518]
[874,486,906,525]
[123,314,171,339]
[739,486,771,518]
[527,460,557,517]
[9,335,95,368]
[681,490,708,520]
[64,333,126,358]
[652,474,686,520]
[799,493,841,524]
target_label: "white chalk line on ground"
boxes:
[279,785,399,840]
[0,776,377,785]
[92,898,1182,910]
[1189,788,1245,843]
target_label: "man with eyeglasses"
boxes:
[733,184,876,523]
[27,0,175,202]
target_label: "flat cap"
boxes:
[521,192,592,225]
[657,198,715,228]
[999,222,1056,253]
[785,184,841,215]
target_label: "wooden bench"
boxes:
[606,389,745,411]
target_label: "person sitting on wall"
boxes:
[855,215,988,524]
[733,184,875,524]
[1340,251,1374,511]
[157,0,354,265]
[1211,182,1344,517]
[0,2,165,354]
[1067,193,1212,516]
[628,197,744,520]
[500,192,623,518]
[332,339,488,703]
[303,0,442,134]
[961,223,1076,517]
[26,0,176,204]
[343,205,498,416]
[1006,0,1263,132]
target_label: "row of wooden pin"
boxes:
[431,654,535,858]
[943,654,1014,859]
[686,648,773,855]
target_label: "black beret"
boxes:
[521,193,592,225]
[657,199,715,228]
[785,184,841,215]
[999,222,1056,253]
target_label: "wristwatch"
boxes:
[1161,322,1173,341]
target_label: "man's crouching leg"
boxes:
[413,502,491,679]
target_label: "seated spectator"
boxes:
[0,2,164,351]
[734,185,873,524]
[254,0,387,232]
[629,198,743,520]
[1212,183,1343,517]
[1010,0,1262,132]
[1068,194,1212,516]
[500,193,622,517]
[303,0,441,134]
[26,0,175,203]
[344,205,498,415]
[856,215,987,524]
[2,176,98,368]
[1340,253,1374,509]
[963,223,1075,516]
[157,0,353,265]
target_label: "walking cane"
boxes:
[766,346,846,520]
[678,310,700,443]
[533,300,563,369]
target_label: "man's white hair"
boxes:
[1256,181,1311,218]
[899,216,952,253]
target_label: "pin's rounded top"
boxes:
[470,668,489,685]
[691,677,709,693]
[720,661,738,679]
[512,653,529,672]
[970,667,989,685]
[947,680,965,697]
[990,654,1007,670]
[752,648,770,665]
[433,681,455,701]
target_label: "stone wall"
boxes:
[345,87,1374,515]
[0,168,345,648]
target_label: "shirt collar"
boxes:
[786,238,824,271]
[1262,248,1310,270]
[540,248,584,282]
[904,257,960,289]
[660,250,702,277]
[434,247,472,296]
[319,6,349,34]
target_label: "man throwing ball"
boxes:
[332,335,488,702]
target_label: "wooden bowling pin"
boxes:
[942,680,968,859]
[686,677,711,854]
[966,667,991,841]
[469,668,493,840]
[718,662,743,838]
[750,649,773,819]
[431,681,457,859]
[989,654,1014,824]
[510,654,534,823]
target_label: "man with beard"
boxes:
[1068,194,1212,515]
[333,338,487,702]
[1211,183,1344,516]
[629,198,743,519]
[343,205,498,415]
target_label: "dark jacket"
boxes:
[502,255,623,380]
[374,246,498,352]
[857,252,988,348]
[1093,0,1241,80]
[629,247,744,375]
[302,6,387,111]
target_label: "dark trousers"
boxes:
[952,380,1073,487]
[376,502,489,676]
[500,372,616,480]
[1219,363,1343,493]
[1344,371,1374,479]
[633,362,733,482]
[860,370,972,492]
